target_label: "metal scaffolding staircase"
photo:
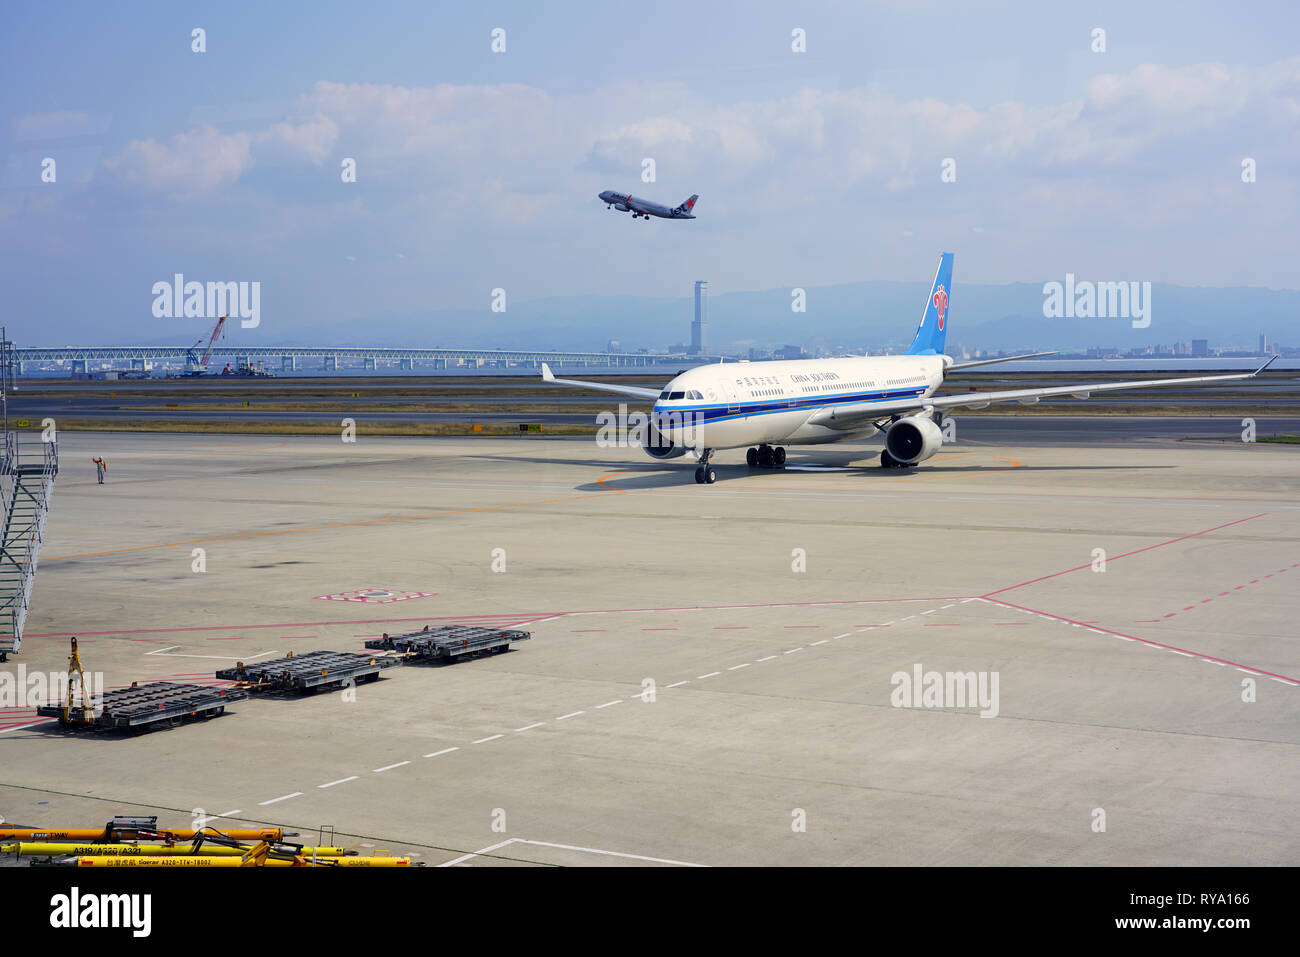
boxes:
[0,432,58,658]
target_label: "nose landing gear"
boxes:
[694,448,717,484]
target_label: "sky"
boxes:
[1,0,1297,346]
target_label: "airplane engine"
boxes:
[884,415,944,465]
[613,203,630,212]
[642,424,689,459]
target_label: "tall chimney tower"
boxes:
[691,281,708,355]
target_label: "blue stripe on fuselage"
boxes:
[652,387,928,427]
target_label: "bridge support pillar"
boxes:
[399,358,413,370]
[131,358,147,372]
[363,356,376,371]
[72,360,87,374]
[434,358,447,370]
[282,355,296,372]
[323,355,337,372]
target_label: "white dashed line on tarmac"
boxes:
[595,700,622,709]
[557,711,584,720]
[258,792,302,806]
[373,761,411,772]
[514,723,545,733]
[319,776,358,789]
[473,735,504,744]
[424,747,459,758]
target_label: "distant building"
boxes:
[606,339,620,354]
[1260,333,1269,353]
[690,281,708,354]
[776,344,805,360]
[1191,339,1209,357]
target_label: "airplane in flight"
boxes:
[598,190,698,220]
[542,252,1278,484]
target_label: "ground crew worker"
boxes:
[92,457,106,484]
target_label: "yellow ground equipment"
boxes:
[76,854,411,867]
[0,816,286,844]
[4,842,352,858]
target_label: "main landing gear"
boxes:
[879,450,912,469]
[746,445,786,469]
[693,448,717,484]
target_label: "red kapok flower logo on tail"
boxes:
[933,285,948,330]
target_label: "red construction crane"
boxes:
[198,315,227,368]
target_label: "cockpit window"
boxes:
[659,391,671,399]
[668,391,685,400]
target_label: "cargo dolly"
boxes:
[36,681,246,731]
[215,649,400,692]
[364,624,531,662]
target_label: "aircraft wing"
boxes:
[807,358,1278,428]
[945,351,1058,371]
[928,358,1277,411]
[539,362,662,400]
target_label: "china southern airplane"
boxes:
[542,252,1277,484]
[598,190,698,220]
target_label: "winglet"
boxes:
[540,362,555,382]
[1252,355,1278,376]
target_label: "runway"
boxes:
[1,429,1297,866]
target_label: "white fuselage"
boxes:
[651,354,947,451]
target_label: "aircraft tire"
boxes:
[704,467,717,484]
[746,448,758,467]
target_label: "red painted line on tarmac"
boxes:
[642,628,677,631]
[0,719,56,732]
[1152,558,1294,621]
[982,513,1267,598]
[784,625,821,629]
[984,598,1298,684]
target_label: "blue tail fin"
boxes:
[905,252,953,355]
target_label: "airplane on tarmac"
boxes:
[541,252,1279,484]
[598,190,698,220]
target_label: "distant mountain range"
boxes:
[159,280,1300,356]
